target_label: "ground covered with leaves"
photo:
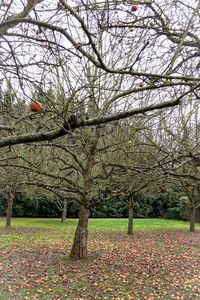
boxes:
[0,220,200,299]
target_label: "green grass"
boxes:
[0,218,200,299]
[88,217,200,231]
[0,217,199,231]
[0,218,199,249]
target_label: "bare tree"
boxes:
[141,102,200,232]
[0,0,199,148]
[0,0,200,258]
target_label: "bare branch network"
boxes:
[0,0,200,148]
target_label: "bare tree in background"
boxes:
[140,103,200,232]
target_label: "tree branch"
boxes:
[0,0,42,36]
[0,94,187,148]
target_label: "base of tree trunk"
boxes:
[127,230,133,235]
[70,205,89,259]
[4,225,12,229]
[70,226,88,259]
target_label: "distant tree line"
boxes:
[0,190,199,221]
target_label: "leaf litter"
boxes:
[0,228,199,299]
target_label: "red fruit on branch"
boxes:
[30,101,43,113]
[131,4,138,12]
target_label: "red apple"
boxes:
[30,101,43,112]
[131,4,138,12]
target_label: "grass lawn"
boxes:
[0,218,200,299]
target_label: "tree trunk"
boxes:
[61,199,67,222]
[189,207,195,232]
[70,137,97,259]
[196,206,200,223]
[5,191,14,229]
[127,195,134,235]
[70,204,89,259]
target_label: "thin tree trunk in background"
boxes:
[189,206,195,232]
[69,204,89,259]
[196,206,200,223]
[127,194,134,235]
[5,191,14,228]
[61,199,67,222]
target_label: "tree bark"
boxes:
[195,203,200,223]
[61,199,67,222]
[70,136,97,259]
[5,191,14,229]
[70,204,89,259]
[127,194,134,235]
[189,206,195,232]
